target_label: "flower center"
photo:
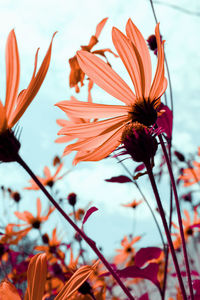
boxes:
[129,98,158,126]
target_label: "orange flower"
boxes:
[179,161,200,186]
[12,198,55,238]
[56,19,167,164]
[68,17,117,98]
[0,30,55,163]
[121,199,142,209]
[114,235,141,265]
[35,228,65,262]
[172,209,200,250]
[24,163,64,190]
[0,30,55,133]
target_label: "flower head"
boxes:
[56,19,167,164]
[0,30,55,162]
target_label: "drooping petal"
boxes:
[5,30,20,120]
[56,100,130,119]
[8,32,56,128]
[25,253,47,300]
[112,27,142,99]
[77,50,135,105]
[58,115,128,138]
[126,19,152,98]
[95,18,108,38]
[74,125,124,164]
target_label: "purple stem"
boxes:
[159,135,194,300]
[16,154,135,300]
[145,160,187,300]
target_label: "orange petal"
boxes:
[43,166,51,179]
[77,50,135,105]
[0,279,21,300]
[126,19,152,98]
[149,24,166,100]
[54,261,99,300]
[15,211,33,222]
[95,18,108,38]
[5,30,20,122]
[58,115,128,138]
[74,125,124,164]
[112,27,142,99]
[37,198,42,217]
[0,100,7,133]
[25,253,47,300]
[9,32,57,128]
[56,100,130,119]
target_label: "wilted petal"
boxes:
[95,18,108,38]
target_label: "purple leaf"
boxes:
[105,175,132,183]
[191,223,200,229]
[138,293,150,300]
[82,206,98,225]
[157,103,173,140]
[135,247,162,267]
[134,164,145,173]
[116,263,160,291]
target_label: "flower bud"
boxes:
[121,123,158,164]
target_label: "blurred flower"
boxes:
[56,20,167,164]
[25,163,64,189]
[13,198,55,237]
[35,228,65,262]
[179,160,200,186]
[172,209,200,250]
[0,30,56,163]
[121,199,142,209]
[114,235,141,265]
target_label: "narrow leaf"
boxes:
[83,206,98,225]
[105,175,132,183]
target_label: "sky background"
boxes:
[0,0,200,257]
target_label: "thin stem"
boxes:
[159,135,194,300]
[145,161,187,300]
[115,156,165,247]
[16,154,134,300]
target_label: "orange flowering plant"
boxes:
[1,4,200,300]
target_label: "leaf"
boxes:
[134,163,145,173]
[83,206,98,225]
[116,263,160,291]
[105,175,132,183]
[157,103,173,140]
[135,247,162,267]
[138,293,150,300]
